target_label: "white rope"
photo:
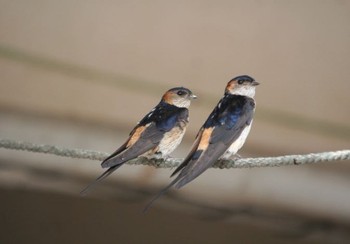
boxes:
[0,139,349,168]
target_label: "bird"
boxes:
[80,87,197,195]
[144,75,259,211]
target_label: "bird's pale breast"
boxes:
[157,120,187,157]
[220,122,253,159]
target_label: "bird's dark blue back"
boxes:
[204,94,254,130]
[138,101,188,132]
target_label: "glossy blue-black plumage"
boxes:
[231,75,255,84]
[139,101,188,132]
[204,94,253,129]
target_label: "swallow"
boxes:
[81,87,197,195]
[145,75,259,211]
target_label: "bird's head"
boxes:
[225,75,259,98]
[162,87,197,108]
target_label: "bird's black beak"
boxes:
[190,94,197,99]
[252,81,260,86]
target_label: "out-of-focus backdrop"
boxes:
[0,1,349,243]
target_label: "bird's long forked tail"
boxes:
[142,174,183,213]
[80,164,123,196]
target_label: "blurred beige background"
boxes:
[0,1,349,243]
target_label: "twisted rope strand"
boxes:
[0,139,349,169]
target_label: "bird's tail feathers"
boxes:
[143,175,182,213]
[80,164,122,196]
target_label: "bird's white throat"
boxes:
[173,99,191,108]
[229,86,256,98]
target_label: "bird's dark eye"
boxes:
[177,90,186,96]
[237,80,244,85]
